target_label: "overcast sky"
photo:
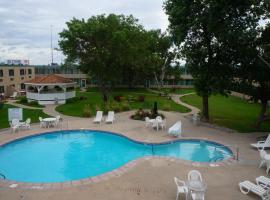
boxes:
[0,0,169,65]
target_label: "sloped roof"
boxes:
[26,74,74,84]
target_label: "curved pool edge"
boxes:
[0,129,237,190]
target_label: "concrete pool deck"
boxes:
[0,110,267,200]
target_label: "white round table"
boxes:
[43,118,57,128]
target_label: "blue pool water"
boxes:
[0,130,232,183]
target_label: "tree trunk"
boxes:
[99,83,108,103]
[201,95,209,122]
[256,100,268,128]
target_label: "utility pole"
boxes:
[50,25,54,65]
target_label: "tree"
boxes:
[59,14,145,102]
[164,0,269,121]
[235,24,270,128]
[145,30,180,90]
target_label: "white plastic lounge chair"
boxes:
[39,117,45,128]
[168,121,182,137]
[256,176,270,189]
[93,111,103,124]
[10,92,17,99]
[251,134,270,150]
[10,119,20,133]
[20,118,31,129]
[106,111,115,124]
[239,180,267,199]
[174,177,188,200]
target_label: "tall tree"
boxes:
[236,24,270,128]
[164,0,269,121]
[59,14,145,102]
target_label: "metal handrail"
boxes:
[0,173,6,179]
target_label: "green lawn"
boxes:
[56,89,191,117]
[181,94,270,132]
[0,104,50,129]
[15,101,45,108]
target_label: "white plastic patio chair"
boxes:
[106,111,115,124]
[239,180,267,199]
[259,150,270,168]
[39,117,46,128]
[54,115,61,127]
[10,119,20,133]
[20,118,31,129]
[160,118,166,130]
[191,191,205,200]
[145,117,151,127]
[174,177,189,200]
[93,111,103,124]
[168,121,182,137]
[256,176,270,189]
[251,134,270,150]
[188,170,203,182]
[10,92,17,99]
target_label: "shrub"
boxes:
[66,97,79,103]
[28,101,39,106]
[95,104,101,112]
[127,95,135,102]
[82,104,92,117]
[131,108,165,121]
[114,95,125,102]
[19,96,28,104]
[109,101,121,112]
[120,102,131,111]
[137,95,145,102]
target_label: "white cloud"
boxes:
[0,0,168,65]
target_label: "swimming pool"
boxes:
[0,130,232,183]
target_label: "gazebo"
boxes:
[25,74,76,105]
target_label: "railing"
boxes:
[27,91,75,101]
[0,172,6,180]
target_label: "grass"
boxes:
[0,104,50,129]
[181,94,270,132]
[56,89,191,117]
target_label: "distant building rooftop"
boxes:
[25,74,74,85]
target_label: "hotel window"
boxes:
[0,70,3,77]
[9,69,14,76]
[28,69,32,74]
[20,69,25,75]
[21,83,25,90]
[0,86,4,93]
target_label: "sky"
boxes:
[0,0,169,65]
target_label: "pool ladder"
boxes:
[0,172,6,180]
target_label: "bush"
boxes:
[127,95,135,102]
[131,108,165,121]
[19,96,28,104]
[66,97,79,103]
[137,95,145,102]
[114,95,125,102]
[120,102,131,111]
[82,104,92,117]
[95,104,101,112]
[109,101,121,112]
[28,101,39,106]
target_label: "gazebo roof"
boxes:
[25,74,75,85]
